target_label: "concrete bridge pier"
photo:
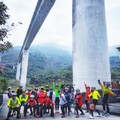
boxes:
[16,63,21,81]
[72,0,111,92]
[20,50,29,90]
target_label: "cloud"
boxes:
[2,0,120,48]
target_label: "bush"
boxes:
[0,77,8,93]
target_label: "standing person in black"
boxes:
[64,87,71,116]
[16,86,23,98]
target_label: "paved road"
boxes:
[0,94,120,120]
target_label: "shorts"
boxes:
[93,99,98,105]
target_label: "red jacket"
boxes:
[26,91,31,97]
[74,93,83,106]
[37,91,46,104]
[27,99,37,106]
[43,96,54,106]
[84,84,91,101]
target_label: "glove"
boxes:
[98,80,101,84]
[7,105,10,108]
[24,102,27,106]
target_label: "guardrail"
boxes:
[0,94,3,108]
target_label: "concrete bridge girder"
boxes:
[16,0,56,90]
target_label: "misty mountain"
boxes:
[0,44,120,79]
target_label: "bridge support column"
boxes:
[16,63,21,81]
[20,50,29,90]
[72,0,111,92]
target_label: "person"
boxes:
[7,87,12,98]
[74,89,84,118]
[59,90,67,118]
[64,87,71,116]
[26,89,31,98]
[45,85,50,96]
[40,95,54,117]
[37,87,46,117]
[52,79,62,113]
[98,80,115,116]
[22,94,37,118]
[19,91,28,115]
[48,87,56,103]
[6,92,21,120]
[16,86,23,98]
[69,90,74,112]
[84,82,91,112]
[89,87,101,119]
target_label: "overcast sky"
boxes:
[2,0,120,49]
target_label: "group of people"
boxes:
[6,79,115,120]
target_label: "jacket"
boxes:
[7,97,21,108]
[74,93,83,106]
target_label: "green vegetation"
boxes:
[0,1,13,52]
[0,45,120,90]
[0,77,8,93]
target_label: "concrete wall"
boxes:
[72,0,111,92]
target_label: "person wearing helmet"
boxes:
[19,91,28,115]
[74,89,84,118]
[64,87,71,116]
[37,87,46,117]
[59,90,67,118]
[98,80,115,116]
[7,87,12,98]
[22,94,37,118]
[40,95,55,117]
[84,82,91,112]
[6,92,21,120]
[52,79,62,113]
[89,87,101,119]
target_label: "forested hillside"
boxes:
[0,44,120,84]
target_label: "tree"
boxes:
[0,1,13,52]
[0,77,8,93]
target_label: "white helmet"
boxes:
[12,92,17,96]
[30,94,34,98]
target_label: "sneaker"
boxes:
[102,111,107,116]
[80,113,85,115]
[55,110,59,114]
[89,116,94,119]
[50,114,54,117]
[105,113,110,117]
[30,113,33,115]
[68,112,70,116]
[61,115,65,118]
[97,114,102,117]
[21,116,27,119]
[75,115,79,118]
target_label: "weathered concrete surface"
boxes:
[72,0,111,92]
[20,50,29,90]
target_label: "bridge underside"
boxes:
[16,0,56,89]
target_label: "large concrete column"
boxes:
[16,63,21,81]
[72,0,111,92]
[20,50,29,90]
